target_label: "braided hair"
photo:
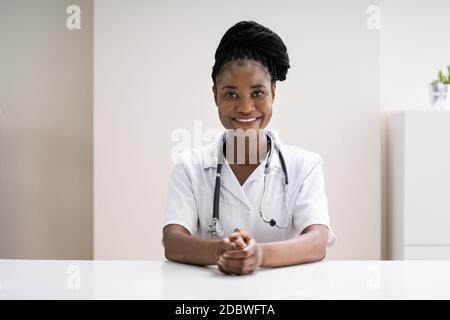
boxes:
[212,21,290,84]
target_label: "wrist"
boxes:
[257,243,266,268]
[210,240,221,265]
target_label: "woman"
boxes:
[163,21,335,275]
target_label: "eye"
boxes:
[252,90,264,98]
[225,92,238,99]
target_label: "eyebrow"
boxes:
[221,84,266,90]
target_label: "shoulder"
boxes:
[176,133,222,169]
[173,137,220,174]
[175,147,203,166]
[269,130,323,175]
[283,144,323,166]
[169,147,206,187]
[173,146,205,175]
[281,144,324,182]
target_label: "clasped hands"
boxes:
[215,228,264,275]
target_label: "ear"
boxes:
[212,85,218,107]
[271,82,276,101]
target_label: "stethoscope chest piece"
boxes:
[207,217,224,239]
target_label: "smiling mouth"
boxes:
[233,117,260,123]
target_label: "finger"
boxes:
[228,233,243,242]
[222,238,239,251]
[217,239,238,259]
[221,258,244,275]
[242,262,258,275]
[238,260,258,275]
[232,228,251,240]
[218,263,229,274]
[228,233,246,248]
[223,249,251,259]
[233,228,253,244]
[223,257,256,275]
[218,255,232,274]
[234,238,247,249]
[239,229,253,243]
[243,237,256,252]
[228,231,241,238]
[217,257,230,275]
[227,241,240,250]
[228,234,240,242]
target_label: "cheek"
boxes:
[260,100,273,118]
[217,105,232,127]
[217,100,233,116]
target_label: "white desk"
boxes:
[1,260,450,299]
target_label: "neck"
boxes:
[225,131,269,165]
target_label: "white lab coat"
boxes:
[164,130,336,246]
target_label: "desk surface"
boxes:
[1,260,450,299]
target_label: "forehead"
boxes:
[217,59,271,85]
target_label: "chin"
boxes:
[230,125,260,132]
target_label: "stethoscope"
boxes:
[207,131,290,239]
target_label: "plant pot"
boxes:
[430,82,450,109]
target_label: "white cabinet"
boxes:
[389,110,450,259]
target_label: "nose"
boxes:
[236,97,255,114]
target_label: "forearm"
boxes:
[163,231,219,266]
[260,226,328,268]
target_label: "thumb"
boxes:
[222,237,239,251]
[235,228,253,244]
[243,237,256,253]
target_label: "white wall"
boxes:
[380,0,450,258]
[0,0,93,259]
[380,0,450,113]
[94,0,381,260]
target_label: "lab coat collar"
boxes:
[201,129,284,171]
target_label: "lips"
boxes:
[232,116,261,124]
[234,118,257,122]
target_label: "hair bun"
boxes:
[212,21,290,83]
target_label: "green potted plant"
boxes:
[430,65,450,109]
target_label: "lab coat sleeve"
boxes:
[163,153,199,236]
[293,154,336,247]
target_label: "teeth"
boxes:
[235,118,256,122]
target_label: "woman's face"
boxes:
[213,59,275,132]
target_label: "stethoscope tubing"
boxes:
[211,131,289,234]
